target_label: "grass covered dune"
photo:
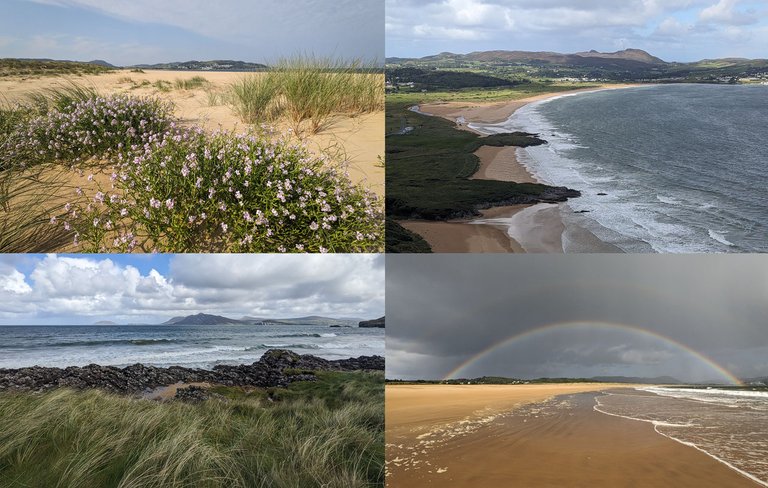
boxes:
[0,58,384,253]
[0,350,384,488]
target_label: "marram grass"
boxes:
[0,371,384,488]
[227,55,384,134]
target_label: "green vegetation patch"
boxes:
[385,218,432,253]
[387,67,515,89]
[0,371,384,488]
[386,101,566,221]
[0,59,113,77]
[387,81,600,105]
[174,76,211,90]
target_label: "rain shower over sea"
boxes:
[0,324,384,369]
[472,84,768,253]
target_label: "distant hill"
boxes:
[388,375,684,385]
[386,48,768,83]
[240,315,360,326]
[590,375,683,384]
[161,313,360,326]
[389,49,667,69]
[359,317,385,328]
[163,313,243,325]
[132,60,268,71]
[93,320,117,325]
[387,67,514,89]
[0,58,114,77]
[87,59,117,68]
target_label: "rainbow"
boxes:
[442,321,742,385]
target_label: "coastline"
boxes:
[386,384,761,487]
[0,349,385,395]
[407,84,640,253]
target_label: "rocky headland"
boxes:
[0,349,384,395]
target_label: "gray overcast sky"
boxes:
[386,0,768,62]
[0,254,384,324]
[1,0,384,65]
[386,255,768,383]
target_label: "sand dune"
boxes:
[0,70,384,195]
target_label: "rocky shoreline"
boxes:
[0,349,384,395]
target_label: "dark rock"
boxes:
[575,210,591,213]
[597,192,608,196]
[174,386,212,403]
[359,316,385,328]
[0,349,384,395]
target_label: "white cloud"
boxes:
[699,0,758,25]
[0,269,32,294]
[0,254,384,323]
[386,0,767,61]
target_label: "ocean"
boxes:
[0,324,384,369]
[471,84,768,252]
[595,387,768,486]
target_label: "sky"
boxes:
[386,0,768,62]
[0,254,384,325]
[0,0,384,65]
[386,255,768,383]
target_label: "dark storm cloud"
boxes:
[386,255,768,381]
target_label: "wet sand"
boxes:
[403,84,641,252]
[386,385,759,487]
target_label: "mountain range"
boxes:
[130,60,268,71]
[160,313,365,326]
[387,48,768,82]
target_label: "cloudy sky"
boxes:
[386,0,768,61]
[0,254,384,325]
[1,0,383,65]
[387,255,768,383]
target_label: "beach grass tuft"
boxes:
[228,73,281,122]
[227,55,384,134]
[174,76,210,90]
[0,371,384,488]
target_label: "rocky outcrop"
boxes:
[0,349,384,395]
[359,317,385,328]
[174,385,220,403]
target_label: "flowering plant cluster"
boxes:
[27,95,383,252]
[11,95,174,167]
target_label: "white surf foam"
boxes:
[594,391,768,487]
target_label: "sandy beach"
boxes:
[404,84,639,253]
[386,384,760,487]
[0,70,384,195]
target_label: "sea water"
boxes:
[471,84,768,252]
[595,387,768,486]
[0,324,384,369]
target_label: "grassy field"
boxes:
[0,59,113,77]
[0,371,383,488]
[385,218,432,253]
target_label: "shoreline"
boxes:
[386,384,761,487]
[407,84,641,253]
[0,349,384,395]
